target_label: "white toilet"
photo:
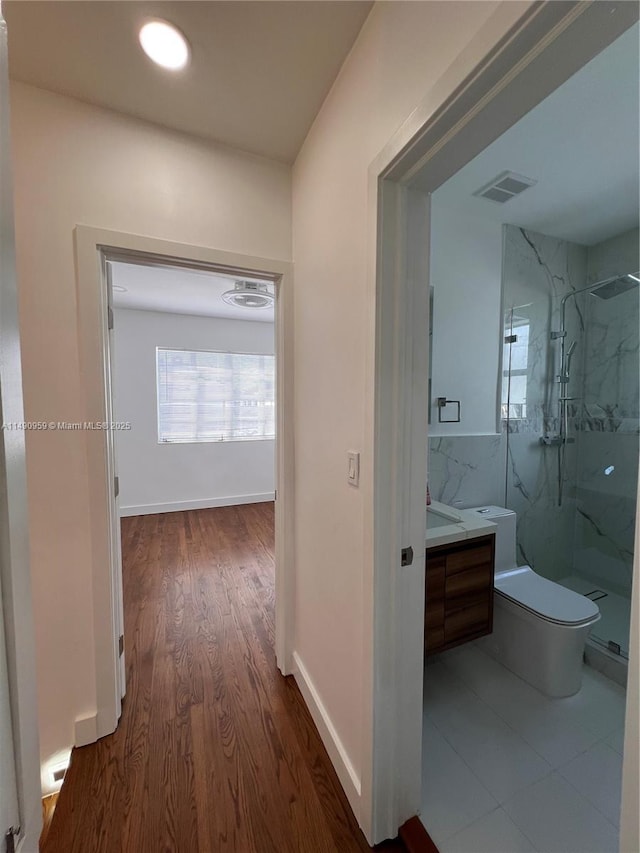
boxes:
[471,506,600,698]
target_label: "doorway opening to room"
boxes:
[110,261,277,519]
[367,2,638,849]
[74,229,294,742]
[419,19,637,846]
[108,257,279,699]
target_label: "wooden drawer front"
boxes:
[426,558,445,600]
[425,601,445,629]
[425,559,445,629]
[446,564,493,610]
[445,540,493,576]
[425,626,445,652]
[425,534,494,654]
[444,600,491,644]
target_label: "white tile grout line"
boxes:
[443,804,542,853]
[424,703,548,853]
[554,744,622,833]
[424,647,622,846]
[432,649,574,766]
[425,664,554,799]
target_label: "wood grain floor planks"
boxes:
[42,503,404,853]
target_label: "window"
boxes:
[157,348,275,443]
[501,317,529,420]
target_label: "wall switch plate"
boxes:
[347,451,360,486]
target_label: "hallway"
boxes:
[43,504,394,852]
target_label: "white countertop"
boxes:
[426,500,496,548]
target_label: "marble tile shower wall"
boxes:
[501,225,639,589]
[575,227,639,595]
[501,226,588,581]
[428,435,504,509]
[427,226,638,597]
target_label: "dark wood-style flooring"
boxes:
[43,503,404,853]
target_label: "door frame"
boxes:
[0,8,43,850]
[74,226,294,742]
[365,0,640,843]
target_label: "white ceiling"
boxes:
[4,1,372,163]
[432,23,640,246]
[110,261,275,323]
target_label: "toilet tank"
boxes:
[470,506,517,574]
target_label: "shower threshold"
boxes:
[559,574,630,686]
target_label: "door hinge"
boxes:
[401,546,414,567]
[108,306,114,330]
[119,634,124,657]
[114,475,119,498]
[5,827,20,853]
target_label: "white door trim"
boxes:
[363,0,640,843]
[74,226,295,742]
[0,10,43,850]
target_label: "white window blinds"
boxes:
[157,348,275,443]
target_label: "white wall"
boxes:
[291,0,531,834]
[9,80,291,787]
[430,201,503,435]
[113,308,275,514]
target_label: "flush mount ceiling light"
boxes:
[139,20,190,70]
[112,284,128,293]
[222,282,274,309]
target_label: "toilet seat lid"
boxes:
[495,566,600,625]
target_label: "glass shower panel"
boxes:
[501,224,639,661]
[573,279,639,658]
[503,297,579,583]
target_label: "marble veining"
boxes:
[501,225,639,651]
[428,225,637,655]
[428,435,504,509]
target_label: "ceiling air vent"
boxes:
[473,171,537,204]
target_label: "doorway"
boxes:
[109,254,281,706]
[109,259,278,517]
[368,1,639,847]
[74,227,294,742]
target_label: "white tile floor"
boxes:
[421,643,626,853]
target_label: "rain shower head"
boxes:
[590,273,640,300]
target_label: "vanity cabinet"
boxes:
[425,534,495,655]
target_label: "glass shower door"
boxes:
[501,223,639,661]
[502,299,579,583]
[571,276,639,659]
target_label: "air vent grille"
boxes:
[474,171,536,204]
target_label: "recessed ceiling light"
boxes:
[139,20,190,71]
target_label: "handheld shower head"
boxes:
[565,340,578,378]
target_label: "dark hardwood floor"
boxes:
[43,503,404,853]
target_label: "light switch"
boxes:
[347,451,360,486]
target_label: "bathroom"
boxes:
[421,21,638,853]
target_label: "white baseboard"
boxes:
[292,651,361,815]
[74,712,98,747]
[120,492,275,517]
